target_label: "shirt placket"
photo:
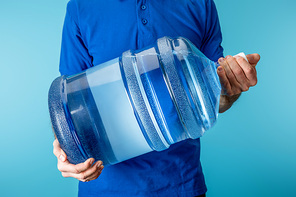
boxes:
[137,0,152,48]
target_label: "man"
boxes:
[53,0,260,196]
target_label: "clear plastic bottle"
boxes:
[49,37,223,165]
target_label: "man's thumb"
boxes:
[246,53,261,66]
[53,139,67,162]
[59,153,67,162]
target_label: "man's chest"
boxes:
[76,0,207,66]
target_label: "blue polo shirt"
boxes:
[59,0,223,196]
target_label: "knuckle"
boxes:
[79,172,87,180]
[245,67,255,75]
[53,139,59,147]
[53,149,58,157]
[242,86,249,92]
[85,162,91,168]
[57,163,65,172]
[57,164,62,172]
[227,90,234,97]
[251,79,258,86]
[74,166,80,174]
[234,90,241,95]
[234,69,244,77]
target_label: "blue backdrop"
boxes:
[0,0,295,196]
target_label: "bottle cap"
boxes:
[234,52,249,63]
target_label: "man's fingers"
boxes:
[83,161,104,181]
[217,66,232,95]
[74,158,96,173]
[61,160,104,182]
[246,53,260,67]
[58,158,95,174]
[235,56,257,86]
[218,57,242,94]
[225,56,249,90]
[86,167,104,181]
[217,53,260,97]
[53,139,104,182]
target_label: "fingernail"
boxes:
[218,66,223,72]
[59,154,65,161]
[97,162,102,168]
[225,55,232,59]
[90,159,94,165]
[218,58,224,63]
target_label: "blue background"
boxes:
[0,0,295,196]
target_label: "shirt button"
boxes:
[142,18,148,25]
[141,5,147,10]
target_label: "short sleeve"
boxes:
[59,0,92,76]
[200,0,224,62]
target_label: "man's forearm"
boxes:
[219,93,241,113]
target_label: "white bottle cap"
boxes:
[234,52,249,63]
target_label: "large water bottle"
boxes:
[49,37,242,165]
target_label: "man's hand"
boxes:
[53,139,104,182]
[217,53,260,113]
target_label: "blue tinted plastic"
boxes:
[48,36,221,165]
